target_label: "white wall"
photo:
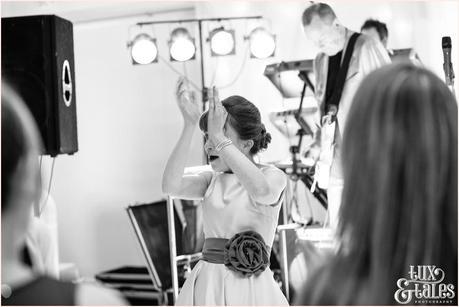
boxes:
[57,9,206,276]
[2,1,457,278]
[2,2,204,276]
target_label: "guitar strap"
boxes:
[324,32,361,117]
[312,32,361,192]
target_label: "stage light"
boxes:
[130,34,158,65]
[247,27,276,59]
[209,27,235,56]
[169,27,196,62]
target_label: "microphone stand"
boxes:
[287,71,328,210]
[289,71,314,181]
[277,70,327,302]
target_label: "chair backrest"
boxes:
[126,200,183,290]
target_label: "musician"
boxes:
[302,3,391,232]
[361,19,389,49]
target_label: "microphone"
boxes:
[442,36,454,86]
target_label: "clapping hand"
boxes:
[175,77,201,125]
[207,86,227,144]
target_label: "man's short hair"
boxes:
[302,3,337,26]
[361,19,388,42]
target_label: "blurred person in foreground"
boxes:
[296,63,457,305]
[1,82,126,305]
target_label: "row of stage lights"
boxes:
[128,26,276,65]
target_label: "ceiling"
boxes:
[1,1,196,24]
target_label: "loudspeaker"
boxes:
[2,15,78,156]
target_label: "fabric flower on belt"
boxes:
[223,230,270,277]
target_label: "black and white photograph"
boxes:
[1,0,458,305]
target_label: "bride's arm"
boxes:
[162,78,211,200]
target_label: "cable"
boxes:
[183,61,188,79]
[209,56,219,87]
[40,157,56,216]
[158,54,201,91]
[217,43,249,89]
[182,62,192,93]
[216,20,250,90]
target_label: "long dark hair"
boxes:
[298,63,458,305]
[199,95,271,154]
[1,82,42,212]
[2,84,28,211]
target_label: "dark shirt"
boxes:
[2,276,75,305]
[324,50,343,114]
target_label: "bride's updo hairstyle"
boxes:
[199,95,271,154]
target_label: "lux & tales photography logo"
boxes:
[394,265,455,304]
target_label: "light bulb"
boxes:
[131,34,158,65]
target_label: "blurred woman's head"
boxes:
[300,63,457,305]
[2,82,42,251]
[199,95,271,171]
[343,63,457,303]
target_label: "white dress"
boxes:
[175,164,289,306]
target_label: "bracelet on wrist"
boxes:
[215,138,233,152]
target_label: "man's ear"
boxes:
[382,38,388,47]
[332,18,341,28]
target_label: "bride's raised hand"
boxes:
[207,87,227,143]
[175,77,201,125]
